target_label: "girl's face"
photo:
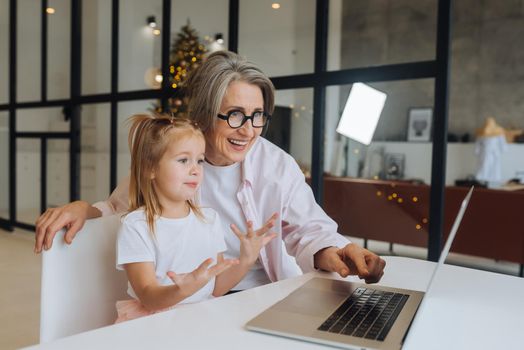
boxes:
[205,80,264,166]
[152,133,205,212]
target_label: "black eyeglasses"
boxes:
[217,110,271,129]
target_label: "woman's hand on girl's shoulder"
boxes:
[230,213,278,266]
[166,254,238,298]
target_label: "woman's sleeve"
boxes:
[280,161,350,273]
[93,177,130,216]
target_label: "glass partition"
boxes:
[328,0,437,71]
[80,103,111,204]
[0,112,8,220]
[47,0,71,100]
[82,0,111,95]
[16,107,69,132]
[119,0,163,92]
[447,0,524,187]
[239,0,316,77]
[324,80,434,255]
[16,138,40,224]
[47,139,70,208]
[269,88,313,174]
[0,0,8,104]
[443,0,524,272]
[117,100,156,182]
[17,0,41,102]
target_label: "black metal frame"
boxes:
[1,0,452,262]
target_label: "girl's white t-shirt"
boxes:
[116,207,227,304]
[202,161,271,290]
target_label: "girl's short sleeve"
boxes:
[116,218,156,270]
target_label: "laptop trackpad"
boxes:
[272,287,347,318]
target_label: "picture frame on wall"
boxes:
[407,107,432,142]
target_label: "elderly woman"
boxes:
[34,51,385,287]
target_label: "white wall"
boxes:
[348,142,524,186]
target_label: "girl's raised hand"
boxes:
[230,213,278,266]
[166,254,238,298]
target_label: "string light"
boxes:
[412,196,418,202]
[397,198,403,203]
[272,3,281,9]
[415,224,422,230]
[153,29,161,36]
[376,191,382,196]
[46,7,55,14]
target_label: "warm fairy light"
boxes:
[172,83,177,88]
[397,198,403,203]
[272,3,281,9]
[191,57,197,62]
[422,218,428,224]
[392,193,397,198]
[387,196,393,201]
[46,7,55,14]
[373,175,379,180]
[153,29,161,36]
[154,74,163,83]
[412,196,418,202]
[376,191,382,196]
[415,224,422,230]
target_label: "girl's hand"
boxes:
[230,213,278,266]
[166,254,238,298]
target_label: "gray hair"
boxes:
[185,50,275,132]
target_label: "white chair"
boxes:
[40,214,128,343]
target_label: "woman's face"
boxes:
[205,80,264,166]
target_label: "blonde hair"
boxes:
[127,113,204,235]
[185,50,275,132]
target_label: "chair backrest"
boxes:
[40,214,128,343]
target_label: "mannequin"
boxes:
[475,117,505,137]
[475,117,507,184]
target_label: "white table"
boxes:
[26,256,524,350]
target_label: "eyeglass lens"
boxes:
[228,111,267,128]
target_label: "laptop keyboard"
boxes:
[317,287,409,341]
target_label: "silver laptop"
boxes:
[246,187,474,350]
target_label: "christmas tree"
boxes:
[155,21,207,116]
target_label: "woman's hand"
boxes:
[314,243,386,284]
[167,254,238,298]
[34,200,100,253]
[230,213,278,266]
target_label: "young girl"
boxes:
[115,114,277,322]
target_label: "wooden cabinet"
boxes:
[322,177,524,264]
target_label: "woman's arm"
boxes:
[279,158,385,281]
[34,177,130,253]
[126,257,238,311]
